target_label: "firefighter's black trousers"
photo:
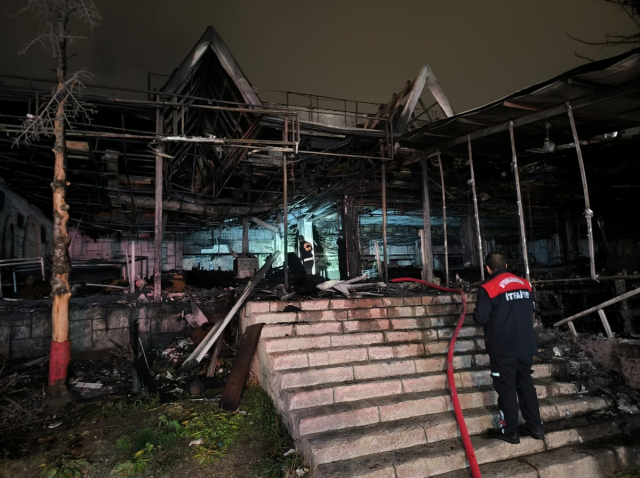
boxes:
[489,355,543,435]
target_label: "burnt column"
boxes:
[343,196,361,279]
[153,102,163,303]
[461,213,476,267]
[560,211,577,263]
[420,154,434,282]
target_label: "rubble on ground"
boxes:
[537,328,640,418]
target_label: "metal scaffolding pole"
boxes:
[420,154,434,282]
[283,139,289,289]
[509,122,530,282]
[467,136,485,281]
[436,152,449,286]
[566,102,598,281]
[382,160,388,282]
[153,102,163,302]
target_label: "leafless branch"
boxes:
[568,0,640,51]
[572,50,596,63]
[12,70,97,146]
[15,0,101,58]
[12,0,101,145]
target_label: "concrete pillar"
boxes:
[343,197,361,279]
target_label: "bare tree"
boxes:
[14,0,101,400]
[569,0,640,50]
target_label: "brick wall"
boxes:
[69,231,184,276]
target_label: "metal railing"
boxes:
[0,257,46,298]
[554,286,640,338]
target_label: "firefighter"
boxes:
[473,252,544,444]
[299,235,314,274]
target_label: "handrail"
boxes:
[391,278,481,478]
[0,257,46,298]
[553,286,640,327]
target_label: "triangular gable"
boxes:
[162,26,262,106]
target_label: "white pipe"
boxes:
[130,240,136,293]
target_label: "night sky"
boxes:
[0,0,636,113]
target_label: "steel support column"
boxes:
[509,122,530,282]
[283,152,288,290]
[467,136,484,281]
[436,152,449,286]
[153,103,163,302]
[382,160,388,282]
[420,154,434,282]
[566,102,597,281]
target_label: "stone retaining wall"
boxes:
[0,301,193,359]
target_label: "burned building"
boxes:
[2,24,640,477]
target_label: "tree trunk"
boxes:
[49,23,72,400]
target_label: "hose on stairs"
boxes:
[390,278,482,478]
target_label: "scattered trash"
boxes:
[72,382,104,389]
[189,438,205,447]
[151,357,179,374]
[580,360,593,374]
[283,449,296,457]
[316,274,386,297]
[619,403,640,414]
[567,361,581,375]
[617,394,640,414]
[48,422,62,429]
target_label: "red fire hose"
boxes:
[391,278,482,478]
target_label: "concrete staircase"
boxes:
[241,294,639,477]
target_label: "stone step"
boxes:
[245,295,475,316]
[260,313,477,339]
[313,417,621,477]
[431,443,640,478]
[242,298,477,331]
[262,325,485,354]
[266,338,485,371]
[287,380,580,439]
[278,362,557,412]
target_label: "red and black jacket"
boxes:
[473,268,536,358]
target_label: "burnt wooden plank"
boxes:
[219,323,264,411]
